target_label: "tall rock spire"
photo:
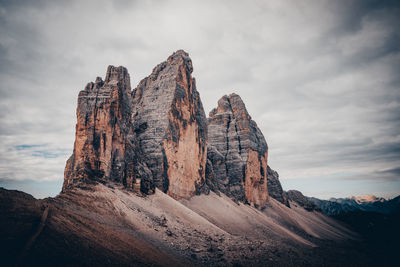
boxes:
[207,93,269,207]
[63,66,135,191]
[131,50,208,198]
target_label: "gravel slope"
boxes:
[1,184,369,266]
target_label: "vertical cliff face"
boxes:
[131,50,208,198]
[207,94,269,207]
[63,66,136,191]
[267,166,290,207]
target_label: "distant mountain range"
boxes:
[309,195,400,216]
[309,195,400,267]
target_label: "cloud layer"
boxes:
[0,0,399,198]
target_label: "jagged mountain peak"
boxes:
[167,49,193,70]
[210,93,250,119]
[104,65,131,87]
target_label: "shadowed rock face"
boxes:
[207,94,269,207]
[63,50,208,199]
[267,166,290,207]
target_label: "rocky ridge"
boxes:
[286,190,321,212]
[309,194,400,216]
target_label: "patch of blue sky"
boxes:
[31,150,69,158]
[15,144,46,150]
[0,179,63,199]
[13,144,69,158]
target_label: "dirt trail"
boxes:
[17,205,49,265]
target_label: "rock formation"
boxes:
[131,50,208,198]
[206,94,269,207]
[64,50,208,199]
[63,66,137,191]
[267,166,290,207]
[63,49,291,207]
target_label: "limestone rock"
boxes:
[131,50,208,198]
[63,66,137,191]
[207,93,269,207]
[267,166,290,207]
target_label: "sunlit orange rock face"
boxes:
[63,50,208,199]
[244,149,268,206]
[206,94,269,207]
[63,66,136,191]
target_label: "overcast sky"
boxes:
[0,0,399,199]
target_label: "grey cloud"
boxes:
[0,0,399,198]
[342,167,400,182]
[377,166,400,177]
